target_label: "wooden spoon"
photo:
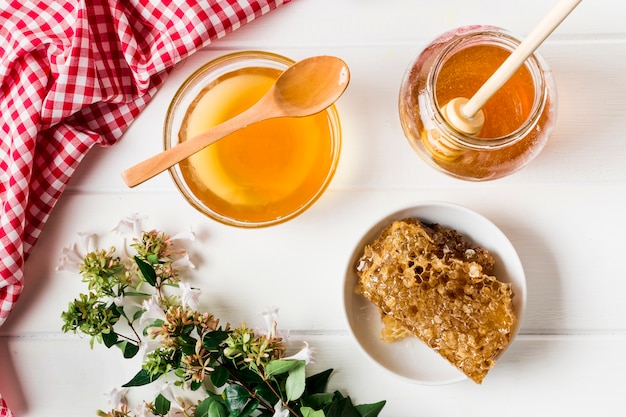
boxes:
[122,55,350,188]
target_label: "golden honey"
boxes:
[399,26,557,181]
[434,45,535,139]
[165,52,341,226]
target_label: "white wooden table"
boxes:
[2,0,625,415]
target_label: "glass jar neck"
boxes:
[426,28,549,150]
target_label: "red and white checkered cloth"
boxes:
[0,0,289,415]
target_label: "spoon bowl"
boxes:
[273,55,350,114]
[122,55,350,188]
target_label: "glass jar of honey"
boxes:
[399,26,557,181]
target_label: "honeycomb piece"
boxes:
[380,314,414,343]
[354,218,516,384]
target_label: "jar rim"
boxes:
[426,26,549,150]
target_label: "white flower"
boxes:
[179,282,201,310]
[105,387,128,408]
[283,341,317,365]
[255,306,289,340]
[133,402,156,417]
[259,306,280,338]
[140,295,166,325]
[112,213,147,237]
[272,400,290,417]
[155,381,186,416]
[172,252,195,270]
[103,292,143,309]
[169,228,195,243]
[78,232,96,251]
[139,335,165,360]
[55,243,83,273]
[279,327,291,341]
[158,381,176,403]
[169,228,196,269]
[55,232,97,272]
[102,295,125,308]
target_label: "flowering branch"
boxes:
[59,215,386,417]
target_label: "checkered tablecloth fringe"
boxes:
[0,1,289,415]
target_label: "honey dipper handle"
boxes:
[462,0,582,119]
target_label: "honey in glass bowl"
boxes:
[399,26,557,181]
[165,51,341,227]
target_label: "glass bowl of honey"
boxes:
[399,26,557,181]
[164,51,342,227]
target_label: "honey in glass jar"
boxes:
[399,26,557,181]
[164,51,341,227]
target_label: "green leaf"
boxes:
[154,394,171,415]
[182,324,195,336]
[301,407,326,417]
[305,368,333,395]
[325,396,360,417]
[238,399,259,417]
[203,329,230,350]
[195,395,227,417]
[226,366,263,385]
[266,359,297,376]
[210,366,229,388]
[132,309,145,322]
[116,340,140,358]
[122,369,161,387]
[135,256,157,286]
[208,401,228,417]
[195,397,212,417]
[102,331,118,348]
[303,393,334,409]
[355,401,386,417]
[332,391,346,401]
[286,361,306,401]
[254,383,279,406]
[223,384,250,414]
[123,291,151,297]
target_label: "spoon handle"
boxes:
[463,0,582,118]
[121,98,276,188]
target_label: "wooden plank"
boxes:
[1,334,622,416]
[213,0,626,46]
[2,187,625,334]
[66,40,626,194]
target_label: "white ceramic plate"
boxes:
[343,201,526,385]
